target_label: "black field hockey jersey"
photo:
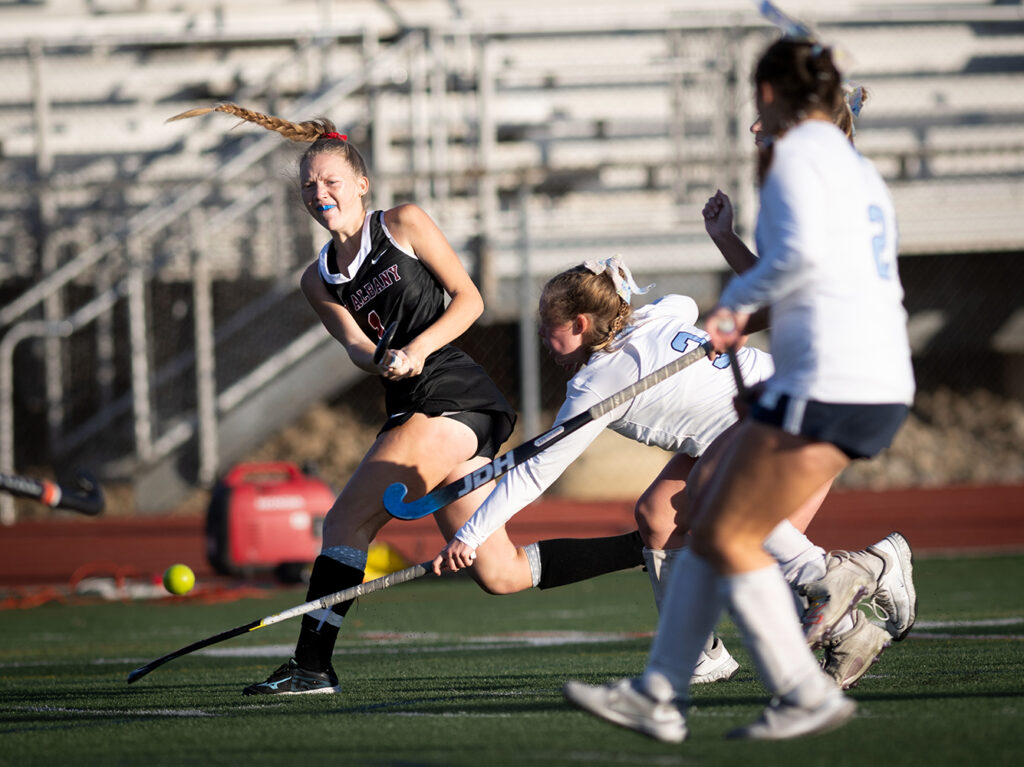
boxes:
[316,210,515,430]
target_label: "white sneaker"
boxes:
[866,531,917,640]
[563,675,688,743]
[691,637,740,684]
[799,553,874,648]
[727,688,856,740]
[822,608,891,690]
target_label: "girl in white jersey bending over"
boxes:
[563,37,914,743]
[433,258,782,683]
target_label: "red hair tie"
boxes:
[322,131,347,141]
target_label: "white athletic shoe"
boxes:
[799,553,874,649]
[865,531,917,640]
[691,637,740,684]
[563,675,688,744]
[727,688,856,741]
[822,608,891,690]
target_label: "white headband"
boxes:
[582,257,653,304]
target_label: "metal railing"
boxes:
[2,8,1023,521]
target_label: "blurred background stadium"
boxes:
[1,0,1023,523]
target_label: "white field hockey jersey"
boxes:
[720,120,915,405]
[455,294,774,550]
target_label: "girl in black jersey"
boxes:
[169,103,645,696]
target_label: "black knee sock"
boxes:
[294,555,364,672]
[535,530,645,590]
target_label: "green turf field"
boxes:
[2,554,1022,767]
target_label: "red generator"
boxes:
[206,462,336,582]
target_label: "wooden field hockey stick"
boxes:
[126,561,431,684]
[0,470,104,516]
[383,340,714,521]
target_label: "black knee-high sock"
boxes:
[294,555,364,672]
[535,530,645,590]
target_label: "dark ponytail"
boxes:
[753,38,845,183]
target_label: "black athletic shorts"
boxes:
[751,392,909,460]
[379,409,513,460]
[445,409,514,460]
[378,345,517,460]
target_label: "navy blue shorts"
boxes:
[750,393,909,459]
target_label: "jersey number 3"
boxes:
[672,331,730,369]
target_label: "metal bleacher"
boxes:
[2,0,1023,519]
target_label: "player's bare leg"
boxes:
[434,452,535,595]
[568,422,856,740]
[245,413,479,695]
[633,452,738,683]
[436,443,645,595]
[689,422,857,739]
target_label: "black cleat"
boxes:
[242,659,341,696]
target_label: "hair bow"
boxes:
[582,257,653,304]
[845,84,866,117]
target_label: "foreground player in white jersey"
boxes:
[563,36,915,742]
[700,82,916,690]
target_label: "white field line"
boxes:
[179,618,1024,659]
[908,633,1024,640]
[1,621,1020,672]
[200,630,654,658]
[913,617,1024,628]
[7,705,215,717]
[908,616,1024,640]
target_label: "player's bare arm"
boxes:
[703,190,758,274]
[383,203,484,378]
[702,191,770,336]
[299,262,380,373]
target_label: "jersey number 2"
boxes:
[869,205,894,281]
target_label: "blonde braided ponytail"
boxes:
[167,102,369,185]
[166,102,337,142]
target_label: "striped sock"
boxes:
[294,545,367,672]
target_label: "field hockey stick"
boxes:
[754,0,814,40]
[0,470,104,516]
[728,349,748,401]
[126,560,431,684]
[373,322,397,366]
[714,315,749,401]
[383,340,714,521]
